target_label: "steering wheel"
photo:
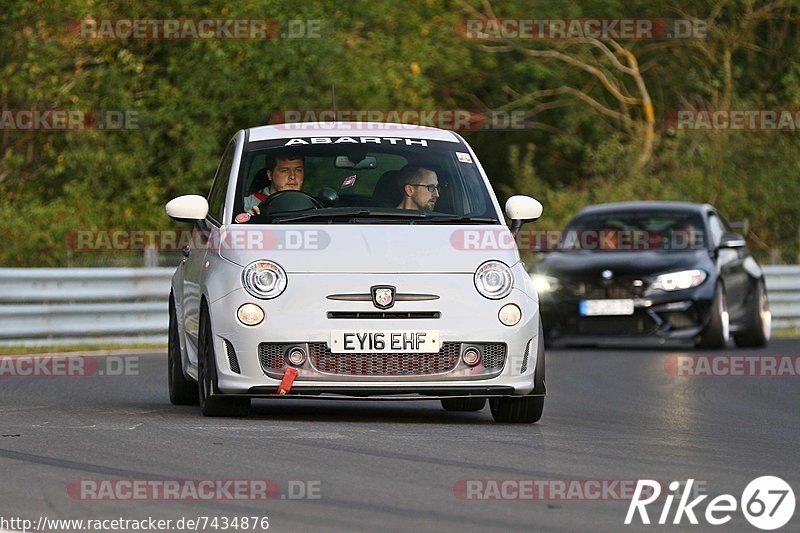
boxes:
[255,190,324,215]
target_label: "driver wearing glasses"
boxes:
[396,165,443,211]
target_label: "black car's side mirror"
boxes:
[718,232,746,249]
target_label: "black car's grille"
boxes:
[568,281,643,299]
[309,342,460,376]
[574,313,657,335]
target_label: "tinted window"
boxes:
[207,140,235,224]
[233,140,496,223]
[562,210,706,252]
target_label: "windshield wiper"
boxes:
[272,208,428,224]
[419,215,499,224]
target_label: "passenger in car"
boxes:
[245,151,305,214]
[395,165,442,211]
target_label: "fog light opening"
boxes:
[236,303,265,326]
[462,347,482,367]
[287,348,307,366]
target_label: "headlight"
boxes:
[531,273,559,293]
[649,269,707,292]
[242,260,287,299]
[474,260,514,299]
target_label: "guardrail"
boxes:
[763,265,800,330]
[0,265,797,346]
[0,268,173,346]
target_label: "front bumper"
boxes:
[206,274,543,397]
[540,285,715,343]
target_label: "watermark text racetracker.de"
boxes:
[68,18,323,40]
[450,228,705,252]
[67,228,330,252]
[269,109,527,131]
[454,479,706,501]
[458,18,708,40]
[68,479,321,500]
[0,109,140,131]
[0,355,138,377]
[664,355,800,377]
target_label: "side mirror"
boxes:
[166,195,209,223]
[505,195,543,235]
[719,232,746,249]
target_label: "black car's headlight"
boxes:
[530,273,559,294]
[649,269,707,292]
[474,261,514,299]
[242,260,287,299]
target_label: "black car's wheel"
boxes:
[197,307,250,417]
[733,280,771,347]
[695,283,730,349]
[490,395,544,423]
[441,398,487,412]
[168,295,198,406]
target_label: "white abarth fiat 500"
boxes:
[166,122,546,423]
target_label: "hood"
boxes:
[216,224,521,273]
[534,249,712,280]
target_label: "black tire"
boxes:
[490,395,544,423]
[441,397,487,412]
[695,284,729,349]
[733,280,771,347]
[168,295,198,406]
[490,324,546,423]
[198,306,250,417]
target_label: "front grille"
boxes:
[326,311,441,319]
[482,343,507,370]
[576,313,656,335]
[569,281,642,299]
[259,343,286,372]
[258,342,508,377]
[309,342,460,376]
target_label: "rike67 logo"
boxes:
[625,477,795,530]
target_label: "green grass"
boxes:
[0,343,166,356]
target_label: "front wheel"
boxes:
[490,395,544,423]
[198,307,250,417]
[733,280,771,347]
[695,284,730,349]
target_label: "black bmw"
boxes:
[531,201,771,348]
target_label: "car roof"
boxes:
[575,201,712,216]
[247,122,463,143]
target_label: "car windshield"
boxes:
[560,210,707,252]
[233,137,499,224]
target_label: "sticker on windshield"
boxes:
[456,152,473,163]
[341,175,357,189]
[235,212,251,224]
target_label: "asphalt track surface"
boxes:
[1,339,799,532]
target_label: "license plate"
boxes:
[580,299,635,316]
[329,330,440,353]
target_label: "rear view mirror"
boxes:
[719,232,746,248]
[335,155,377,169]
